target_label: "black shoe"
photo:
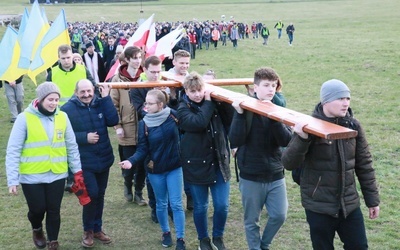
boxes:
[176,238,186,250]
[212,236,226,250]
[162,232,173,248]
[199,237,216,250]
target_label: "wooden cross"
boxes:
[100,72,357,140]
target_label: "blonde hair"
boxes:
[72,53,84,65]
[183,71,204,90]
[147,89,169,107]
[173,49,190,61]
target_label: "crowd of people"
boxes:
[67,18,296,65]
[4,18,379,250]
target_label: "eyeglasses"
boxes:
[149,71,161,74]
[144,102,158,106]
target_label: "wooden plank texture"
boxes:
[99,72,357,139]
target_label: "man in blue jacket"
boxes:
[61,79,119,248]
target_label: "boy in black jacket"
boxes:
[229,67,292,250]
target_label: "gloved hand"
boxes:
[116,127,124,138]
[71,170,91,206]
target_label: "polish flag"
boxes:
[125,14,155,48]
[105,14,155,81]
[146,26,184,61]
[145,22,156,52]
[105,60,120,82]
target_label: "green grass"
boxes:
[1,0,400,249]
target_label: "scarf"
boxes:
[84,52,99,83]
[36,100,57,116]
[143,107,171,128]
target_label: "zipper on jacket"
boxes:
[312,176,322,198]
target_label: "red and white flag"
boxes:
[146,25,184,61]
[145,22,156,52]
[105,14,155,81]
[125,14,154,48]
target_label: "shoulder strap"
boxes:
[144,122,148,137]
[169,113,179,124]
[145,112,179,137]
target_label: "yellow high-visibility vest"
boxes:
[51,64,87,105]
[20,111,68,174]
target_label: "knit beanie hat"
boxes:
[320,79,350,104]
[36,82,61,101]
[86,41,93,48]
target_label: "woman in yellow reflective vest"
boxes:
[6,82,83,250]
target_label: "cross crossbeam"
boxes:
[98,72,357,139]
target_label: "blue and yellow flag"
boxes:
[18,0,49,73]
[28,9,70,84]
[0,26,25,82]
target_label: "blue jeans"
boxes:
[148,167,185,239]
[277,29,282,39]
[190,169,230,239]
[239,177,288,250]
[288,33,294,44]
[306,207,368,250]
[82,169,110,232]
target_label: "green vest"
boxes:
[20,112,68,174]
[51,64,87,105]
[72,33,81,43]
[276,22,283,29]
[96,38,104,53]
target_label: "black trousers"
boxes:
[118,144,146,194]
[21,178,65,241]
[305,207,368,250]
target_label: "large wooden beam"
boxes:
[206,84,357,140]
[99,72,357,139]
[100,78,253,89]
[99,80,182,89]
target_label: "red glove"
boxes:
[71,170,91,206]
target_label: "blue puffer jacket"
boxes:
[61,95,119,172]
[128,109,181,174]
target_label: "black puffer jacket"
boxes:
[177,95,233,185]
[282,103,380,218]
[229,110,292,182]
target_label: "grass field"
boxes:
[1,0,399,249]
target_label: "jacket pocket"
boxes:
[311,176,322,198]
[182,157,215,184]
